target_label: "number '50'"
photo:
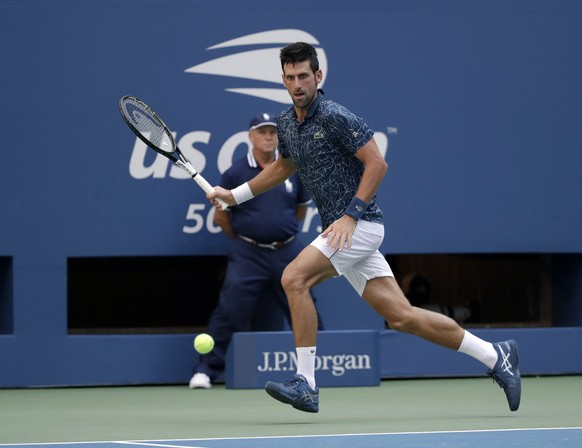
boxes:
[183,203,221,234]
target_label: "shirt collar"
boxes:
[304,89,325,120]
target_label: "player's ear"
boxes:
[315,69,323,84]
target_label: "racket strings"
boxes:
[121,99,174,153]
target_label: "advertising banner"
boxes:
[225,330,380,389]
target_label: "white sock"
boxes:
[296,346,317,390]
[458,330,498,370]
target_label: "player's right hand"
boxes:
[207,186,236,210]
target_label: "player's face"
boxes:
[282,61,322,111]
[249,125,278,156]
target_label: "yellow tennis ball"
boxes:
[194,333,214,354]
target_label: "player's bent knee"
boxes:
[281,267,305,295]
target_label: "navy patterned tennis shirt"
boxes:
[277,90,384,229]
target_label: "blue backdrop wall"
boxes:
[1,0,581,387]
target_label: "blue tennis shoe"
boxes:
[487,339,521,411]
[265,374,319,413]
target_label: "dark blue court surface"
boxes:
[3,428,581,448]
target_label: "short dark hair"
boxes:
[280,42,319,73]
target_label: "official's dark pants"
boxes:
[193,237,324,381]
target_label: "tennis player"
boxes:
[207,42,521,413]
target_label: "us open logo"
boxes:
[184,29,328,104]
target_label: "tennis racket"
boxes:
[118,95,228,209]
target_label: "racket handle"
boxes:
[193,174,229,210]
[178,160,229,209]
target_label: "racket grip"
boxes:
[193,174,229,210]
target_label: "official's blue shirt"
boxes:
[221,151,312,242]
[277,91,383,229]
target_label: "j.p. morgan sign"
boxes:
[226,330,380,388]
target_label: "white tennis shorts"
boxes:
[310,220,394,296]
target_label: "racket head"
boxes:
[119,96,176,155]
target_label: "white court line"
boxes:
[1,427,581,446]
[160,426,582,442]
[99,427,582,444]
[113,442,207,448]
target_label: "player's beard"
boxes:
[292,89,316,110]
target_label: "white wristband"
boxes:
[231,182,254,205]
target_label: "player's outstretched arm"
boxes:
[208,157,297,210]
[248,157,297,196]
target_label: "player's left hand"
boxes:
[321,215,357,251]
